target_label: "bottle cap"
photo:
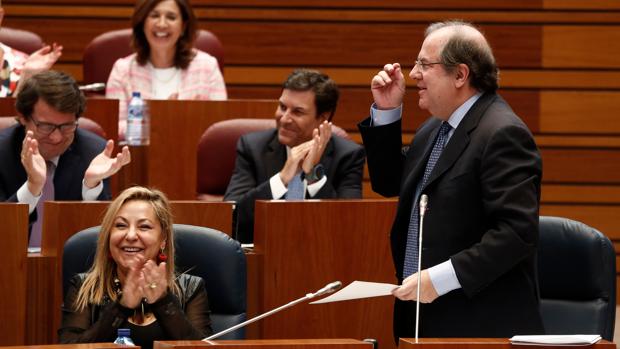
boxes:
[132,91,141,98]
[117,328,131,337]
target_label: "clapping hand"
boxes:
[21,130,47,196]
[84,140,131,188]
[119,257,169,308]
[302,121,331,174]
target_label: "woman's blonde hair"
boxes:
[74,186,180,310]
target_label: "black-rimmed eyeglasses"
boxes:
[31,116,78,136]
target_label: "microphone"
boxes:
[415,194,428,342]
[310,281,342,298]
[419,194,428,217]
[79,82,106,92]
[203,281,342,340]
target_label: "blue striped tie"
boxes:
[285,172,305,200]
[403,122,452,278]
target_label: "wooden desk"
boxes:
[156,339,372,349]
[0,204,28,346]
[251,200,397,348]
[398,338,615,349]
[27,200,233,345]
[118,99,277,199]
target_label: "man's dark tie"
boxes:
[29,161,55,248]
[403,122,452,278]
[285,172,305,200]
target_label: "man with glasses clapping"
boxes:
[0,70,131,248]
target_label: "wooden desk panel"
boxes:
[253,200,397,349]
[29,200,233,344]
[0,204,28,345]
[156,339,372,349]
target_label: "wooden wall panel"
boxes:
[543,26,620,68]
[541,149,620,184]
[541,205,620,239]
[540,92,620,134]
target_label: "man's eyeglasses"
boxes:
[31,116,78,136]
[414,59,444,72]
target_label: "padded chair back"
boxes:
[63,224,247,339]
[197,118,275,201]
[0,27,43,54]
[538,216,615,340]
[196,118,351,201]
[82,28,224,89]
[77,117,107,139]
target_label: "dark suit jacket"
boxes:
[359,93,544,338]
[0,124,111,224]
[224,128,365,243]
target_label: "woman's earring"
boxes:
[157,247,167,263]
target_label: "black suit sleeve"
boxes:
[358,117,406,197]
[451,123,542,296]
[311,142,365,199]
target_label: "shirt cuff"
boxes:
[306,175,327,197]
[427,259,462,297]
[82,179,104,201]
[370,103,402,126]
[17,182,40,214]
[269,173,288,199]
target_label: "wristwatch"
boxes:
[304,164,325,184]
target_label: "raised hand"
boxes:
[21,130,47,196]
[84,140,131,188]
[371,63,406,110]
[302,121,331,174]
[141,260,169,304]
[392,269,439,303]
[22,43,63,76]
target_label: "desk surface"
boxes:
[398,338,615,349]
[156,339,371,349]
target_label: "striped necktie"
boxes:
[403,122,452,278]
[29,161,56,248]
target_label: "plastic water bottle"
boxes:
[113,328,136,346]
[126,91,150,146]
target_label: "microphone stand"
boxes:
[415,194,428,343]
[203,281,341,340]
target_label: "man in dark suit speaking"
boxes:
[358,21,544,338]
[0,71,130,248]
[225,69,365,243]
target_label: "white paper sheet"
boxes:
[509,335,601,346]
[310,280,399,304]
